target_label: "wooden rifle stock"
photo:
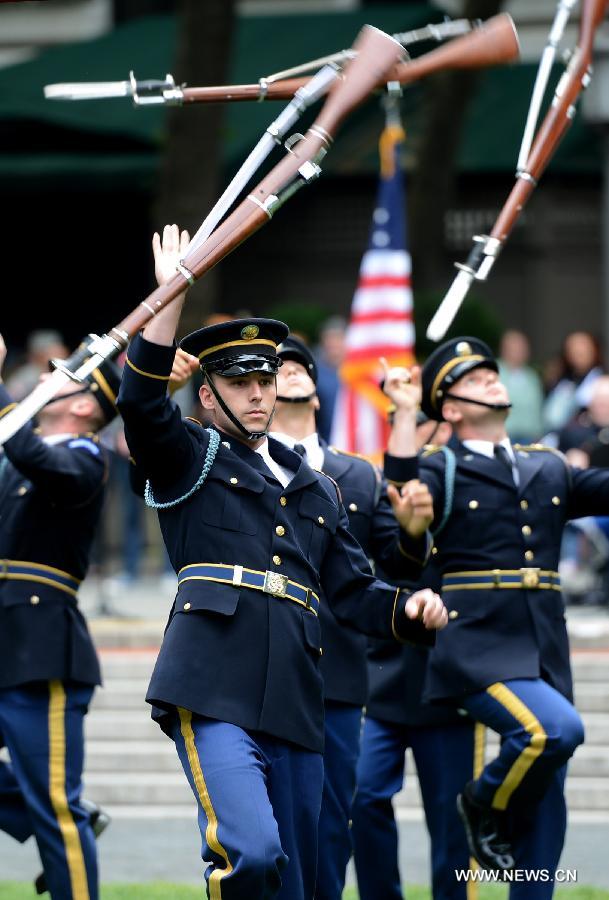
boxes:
[427,0,609,342]
[111,25,405,343]
[491,0,609,244]
[180,14,520,105]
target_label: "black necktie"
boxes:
[494,444,514,482]
[293,443,307,459]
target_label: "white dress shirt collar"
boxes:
[269,431,325,471]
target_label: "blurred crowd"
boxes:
[4,322,609,608]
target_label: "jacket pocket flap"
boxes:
[175,580,240,616]
[298,492,339,531]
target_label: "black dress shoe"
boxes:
[34,800,110,894]
[457,782,515,872]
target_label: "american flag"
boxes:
[330,118,415,458]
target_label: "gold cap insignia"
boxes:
[455,341,472,357]
[241,325,260,341]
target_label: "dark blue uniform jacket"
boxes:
[385,442,609,705]
[118,335,434,753]
[0,384,104,690]
[318,443,427,706]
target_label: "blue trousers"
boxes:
[0,681,97,900]
[171,711,324,900]
[351,716,477,900]
[460,678,583,899]
[315,701,363,900]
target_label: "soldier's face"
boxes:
[276,359,317,404]
[200,371,277,437]
[443,366,510,422]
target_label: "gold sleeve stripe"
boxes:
[48,681,90,899]
[178,708,234,898]
[397,541,424,564]
[486,683,546,811]
[125,357,171,381]
[391,587,406,642]
[0,402,17,421]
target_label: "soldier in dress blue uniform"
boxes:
[381,337,603,895]
[116,225,448,900]
[269,335,434,900]
[352,412,480,900]
[0,333,120,900]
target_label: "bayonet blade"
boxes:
[44,81,132,101]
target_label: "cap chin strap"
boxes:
[276,391,316,404]
[204,372,276,441]
[42,386,93,410]
[444,392,512,412]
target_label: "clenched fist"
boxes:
[404,588,447,630]
[387,478,434,537]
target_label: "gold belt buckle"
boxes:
[264,570,289,598]
[521,567,540,589]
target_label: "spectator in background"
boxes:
[315,316,347,442]
[557,375,609,463]
[543,331,603,432]
[498,329,544,445]
[5,330,68,401]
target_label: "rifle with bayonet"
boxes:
[0,24,405,445]
[427,0,609,342]
[44,14,519,106]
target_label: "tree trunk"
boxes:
[154,0,236,334]
[409,0,505,291]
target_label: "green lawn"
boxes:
[1,885,608,899]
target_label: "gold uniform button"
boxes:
[520,499,529,511]
[319,647,323,656]
[280,497,287,507]
[317,516,325,525]
[275,525,285,536]
[431,547,438,556]
[183,602,191,611]
[272,555,282,566]
[229,477,238,485]
[522,525,532,536]
[552,496,561,506]
[349,502,358,512]
[525,550,535,561]
[30,595,40,606]
[468,500,479,510]
[18,486,27,496]
[448,609,458,620]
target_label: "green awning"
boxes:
[0,4,601,187]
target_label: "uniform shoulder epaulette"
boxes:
[515,442,566,460]
[422,444,442,458]
[67,434,101,456]
[313,468,343,505]
[329,445,376,467]
[185,416,203,427]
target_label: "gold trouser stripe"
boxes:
[473,721,486,780]
[178,708,233,899]
[48,680,90,900]
[486,683,547,811]
[466,722,487,899]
